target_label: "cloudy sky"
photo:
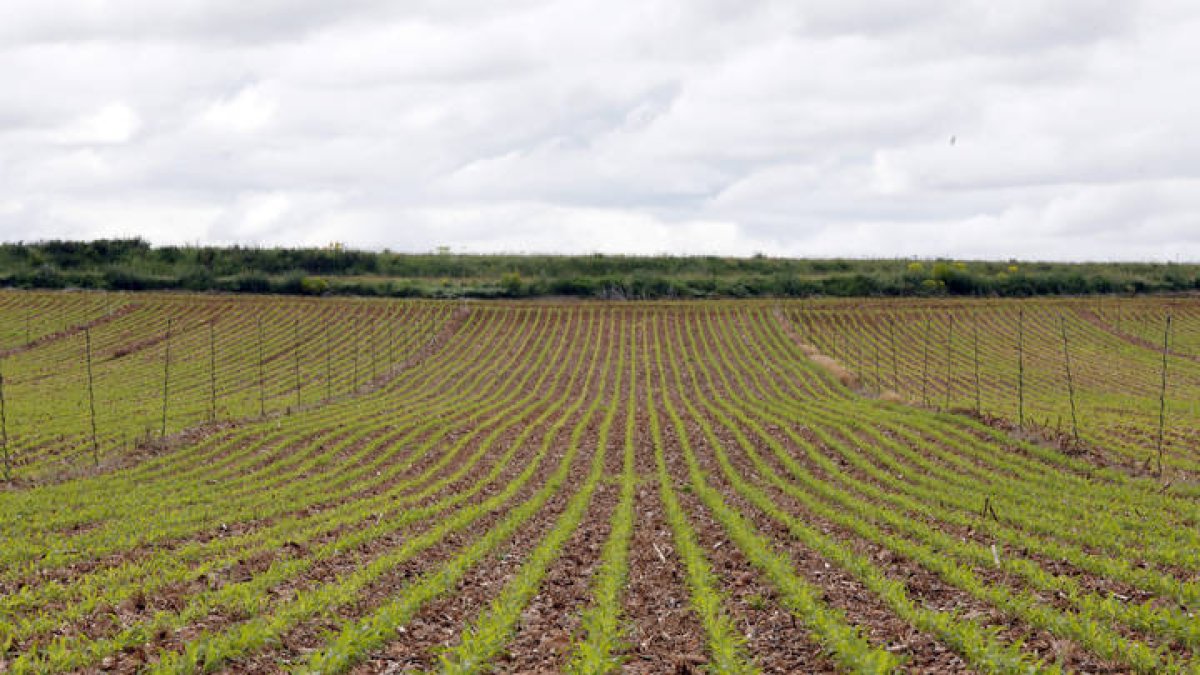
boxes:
[0,1,1197,260]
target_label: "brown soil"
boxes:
[617,409,712,674]
[2,312,558,617]
[130,408,570,673]
[291,412,603,673]
[698,402,1132,673]
[654,325,968,672]
[6,302,1195,674]
[489,410,627,673]
[750,408,1194,658]
[660,440,842,673]
[207,313,610,672]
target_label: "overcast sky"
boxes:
[1,1,1197,260]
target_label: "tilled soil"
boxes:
[331,419,606,673]
[6,303,1195,675]
[618,426,711,675]
[489,416,626,673]
[4,411,524,634]
[2,314,559,614]
[156,417,575,674]
[775,415,1184,611]
[222,319,615,673]
[27,413,548,663]
[694,405,1124,673]
[679,405,981,673]
[659,440,842,673]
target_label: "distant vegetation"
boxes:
[0,238,1196,299]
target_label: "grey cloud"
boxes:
[0,0,421,45]
[0,0,1197,260]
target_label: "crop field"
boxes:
[790,297,1200,480]
[1,291,1199,673]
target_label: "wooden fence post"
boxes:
[370,322,377,384]
[293,318,301,410]
[873,337,882,395]
[325,322,333,402]
[352,324,360,392]
[1156,314,1172,476]
[1017,308,1025,429]
[1059,315,1079,445]
[389,307,397,371]
[160,318,172,438]
[889,317,899,392]
[973,316,981,415]
[944,314,954,410]
[85,328,99,466]
[921,316,932,406]
[0,357,9,481]
[257,314,266,417]
[208,320,217,422]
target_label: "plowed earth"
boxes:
[2,297,1198,674]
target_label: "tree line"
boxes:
[0,238,1196,299]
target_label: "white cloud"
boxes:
[402,203,773,256]
[53,103,141,145]
[37,200,222,244]
[200,86,277,134]
[0,0,1198,260]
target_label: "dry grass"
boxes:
[809,354,859,389]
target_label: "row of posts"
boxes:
[811,306,1175,476]
[1,310,403,478]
